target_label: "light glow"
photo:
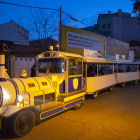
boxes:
[18,95,23,102]
[49,46,53,51]
[25,100,29,105]
[3,88,10,99]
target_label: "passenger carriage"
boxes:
[83,56,116,98]
[137,61,140,79]
[115,60,139,87]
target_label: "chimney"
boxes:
[108,11,111,16]
[118,9,122,18]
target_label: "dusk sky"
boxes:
[0,0,134,40]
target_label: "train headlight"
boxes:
[18,95,23,102]
[17,95,24,107]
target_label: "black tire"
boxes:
[10,110,35,137]
[121,83,125,88]
[108,87,113,92]
[92,93,98,99]
[133,81,137,85]
[74,103,82,110]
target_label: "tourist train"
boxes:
[0,43,140,136]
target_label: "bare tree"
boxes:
[132,0,140,23]
[25,8,60,40]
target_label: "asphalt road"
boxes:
[0,82,140,140]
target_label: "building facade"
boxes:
[29,37,58,51]
[82,9,140,43]
[129,40,140,61]
[0,20,29,45]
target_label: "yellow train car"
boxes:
[0,48,85,136]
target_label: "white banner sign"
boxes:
[84,49,101,57]
[67,31,101,51]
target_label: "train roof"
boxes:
[83,56,115,63]
[115,60,139,64]
[36,51,83,58]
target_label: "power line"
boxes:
[62,11,90,27]
[0,1,90,27]
[0,1,59,11]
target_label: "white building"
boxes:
[82,9,140,42]
[0,20,29,45]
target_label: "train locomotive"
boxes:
[0,43,85,136]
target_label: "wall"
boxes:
[15,57,35,78]
[10,44,48,58]
[122,18,140,42]
[105,37,129,60]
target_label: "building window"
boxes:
[108,24,111,28]
[102,24,106,29]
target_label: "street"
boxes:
[0,82,140,140]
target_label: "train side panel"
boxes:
[85,74,116,94]
[117,72,139,83]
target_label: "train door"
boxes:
[67,57,83,93]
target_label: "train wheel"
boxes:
[10,110,35,137]
[74,103,82,110]
[121,83,125,88]
[133,81,137,85]
[108,87,113,92]
[92,93,98,99]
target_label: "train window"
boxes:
[114,64,118,73]
[98,63,113,75]
[87,63,97,77]
[118,64,125,73]
[34,95,43,106]
[125,64,137,72]
[68,57,82,76]
[41,82,47,86]
[125,64,131,72]
[28,83,35,88]
[131,64,137,72]
[38,58,64,73]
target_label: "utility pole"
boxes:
[59,6,61,51]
